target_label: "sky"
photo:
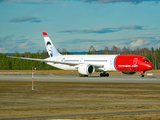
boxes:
[0,0,160,53]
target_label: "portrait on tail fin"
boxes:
[43,32,61,57]
[46,41,53,57]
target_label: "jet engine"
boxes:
[122,71,136,75]
[78,64,95,75]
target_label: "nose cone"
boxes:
[148,63,153,70]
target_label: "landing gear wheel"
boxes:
[100,73,103,77]
[140,71,145,77]
[106,73,109,77]
[100,72,109,77]
[140,74,144,77]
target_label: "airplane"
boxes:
[7,32,153,77]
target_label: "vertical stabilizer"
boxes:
[42,32,61,57]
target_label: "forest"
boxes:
[0,45,160,70]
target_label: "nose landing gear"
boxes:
[140,74,144,77]
[140,71,145,77]
[100,72,109,77]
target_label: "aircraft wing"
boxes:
[7,56,79,65]
[7,56,45,62]
[7,56,104,68]
[7,56,58,63]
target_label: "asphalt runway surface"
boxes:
[0,74,160,84]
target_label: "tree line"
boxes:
[0,46,160,70]
[0,50,55,70]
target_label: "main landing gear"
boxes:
[100,72,109,77]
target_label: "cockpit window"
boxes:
[143,60,149,62]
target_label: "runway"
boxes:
[0,74,160,84]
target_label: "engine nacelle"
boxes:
[122,71,136,75]
[78,64,95,75]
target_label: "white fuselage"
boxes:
[45,55,118,72]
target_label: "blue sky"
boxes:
[0,0,160,53]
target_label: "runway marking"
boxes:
[1,109,160,120]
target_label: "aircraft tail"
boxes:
[43,32,61,57]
